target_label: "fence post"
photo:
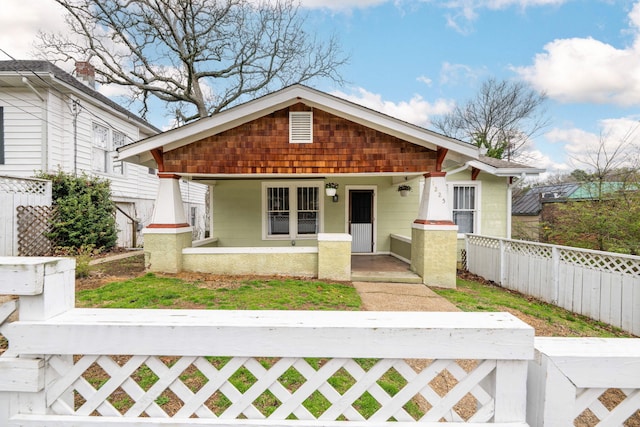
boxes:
[527,347,577,426]
[0,257,76,422]
[551,247,560,305]
[499,239,506,286]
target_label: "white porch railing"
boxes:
[1,257,639,426]
[466,235,640,336]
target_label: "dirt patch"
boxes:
[76,252,146,291]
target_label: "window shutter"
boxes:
[289,111,313,143]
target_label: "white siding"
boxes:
[0,76,207,247]
[0,89,45,175]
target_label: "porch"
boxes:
[351,254,422,283]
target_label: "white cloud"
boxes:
[544,117,640,171]
[0,0,68,60]
[519,147,571,177]
[299,0,388,10]
[439,62,486,85]
[516,1,640,106]
[433,0,566,33]
[417,75,433,86]
[516,38,640,106]
[332,87,454,127]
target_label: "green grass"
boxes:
[77,273,361,311]
[433,279,633,337]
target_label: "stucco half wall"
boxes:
[182,247,318,277]
[179,234,353,280]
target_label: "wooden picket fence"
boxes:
[466,235,640,336]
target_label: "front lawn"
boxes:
[77,273,361,311]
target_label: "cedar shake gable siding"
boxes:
[162,105,437,175]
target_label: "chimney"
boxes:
[75,61,95,89]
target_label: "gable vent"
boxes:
[289,111,313,144]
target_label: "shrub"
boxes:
[37,170,118,251]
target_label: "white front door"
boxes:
[349,189,374,253]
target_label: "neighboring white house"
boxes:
[0,60,207,248]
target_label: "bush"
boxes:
[38,170,118,251]
[53,245,103,278]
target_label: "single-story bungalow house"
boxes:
[118,85,543,288]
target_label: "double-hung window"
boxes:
[264,182,322,239]
[450,184,479,234]
[111,131,126,175]
[92,123,109,173]
[92,123,128,175]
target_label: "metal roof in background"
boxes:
[512,183,580,216]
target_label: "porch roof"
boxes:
[117,85,480,174]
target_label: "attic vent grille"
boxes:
[289,111,313,144]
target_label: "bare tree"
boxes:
[433,78,549,160]
[545,128,640,254]
[37,0,347,123]
[570,128,640,187]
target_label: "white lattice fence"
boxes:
[0,176,52,256]
[465,235,502,283]
[528,338,640,427]
[466,235,640,336]
[43,355,501,423]
[0,257,534,426]
[503,241,555,302]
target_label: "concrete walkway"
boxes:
[88,250,143,265]
[352,282,460,312]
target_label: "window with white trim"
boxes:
[451,184,478,234]
[92,123,109,173]
[92,123,128,175]
[289,111,313,143]
[111,130,126,175]
[264,182,321,239]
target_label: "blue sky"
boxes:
[3,0,640,178]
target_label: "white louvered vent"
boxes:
[289,111,313,143]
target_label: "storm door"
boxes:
[349,190,374,253]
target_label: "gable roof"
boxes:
[117,84,480,168]
[0,60,160,134]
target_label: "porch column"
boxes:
[143,173,192,273]
[317,233,352,281]
[411,172,458,289]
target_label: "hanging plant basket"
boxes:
[325,182,338,197]
[398,185,411,197]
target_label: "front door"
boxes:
[349,190,374,253]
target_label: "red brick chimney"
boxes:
[75,61,95,89]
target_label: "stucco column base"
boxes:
[317,233,352,281]
[411,223,458,289]
[143,228,193,273]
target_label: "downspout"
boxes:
[507,177,513,239]
[72,100,79,175]
[115,205,138,248]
